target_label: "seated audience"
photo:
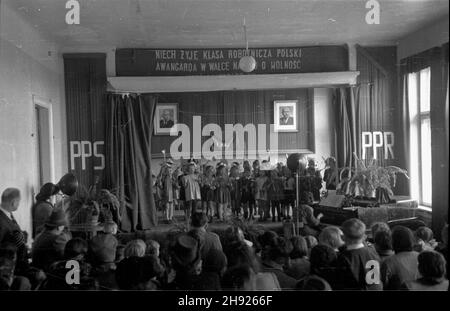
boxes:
[166,234,202,290]
[296,275,332,291]
[381,226,419,290]
[195,249,227,290]
[224,240,280,290]
[318,226,344,253]
[116,255,164,290]
[335,218,382,290]
[31,209,71,271]
[222,264,256,290]
[0,247,31,290]
[308,244,338,289]
[373,230,394,262]
[89,232,119,290]
[124,239,146,258]
[402,251,448,291]
[188,212,222,259]
[285,236,310,280]
[261,237,297,289]
[43,238,96,290]
[414,226,437,252]
[305,235,318,256]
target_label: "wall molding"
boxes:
[107,71,359,93]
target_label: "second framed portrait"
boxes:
[274,100,298,132]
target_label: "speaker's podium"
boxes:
[313,193,418,228]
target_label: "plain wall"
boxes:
[0,2,67,238]
[398,16,449,61]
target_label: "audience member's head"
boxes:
[258,231,278,249]
[417,251,447,284]
[221,265,255,290]
[374,230,393,253]
[124,239,147,258]
[342,218,366,245]
[35,183,58,202]
[225,241,260,273]
[203,249,227,276]
[64,238,88,261]
[191,212,208,229]
[415,226,434,243]
[89,234,118,265]
[318,226,344,251]
[371,222,391,239]
[0,257,15,289]
[290,236,308,259]
[116,255,163,290]
[44,208,68,233]
[146,240,160,258]
[267,237,293,265]
[309,244,337,274]
[170,234,202,275]
[305,235,318,250]
[0,188,21,212]
[102,220,118,235]
[296,275,332,291]
[391,226,415,253]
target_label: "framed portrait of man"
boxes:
[154,103,178,135]
[274,100,298,132]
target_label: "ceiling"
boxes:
[5,0,450,49]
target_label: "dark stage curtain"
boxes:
[105,94,157,232]
[333,87,358,170]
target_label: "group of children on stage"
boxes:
[153,157,325,224]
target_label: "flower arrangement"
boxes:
[345,153,409,203]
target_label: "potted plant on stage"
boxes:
[345,153,409,205]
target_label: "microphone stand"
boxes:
[295,159,301,236]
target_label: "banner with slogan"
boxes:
[116,45,348,76]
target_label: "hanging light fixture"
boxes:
[239,17,256,73]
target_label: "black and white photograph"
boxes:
[274,100,298,132]
[154,103,178,135]
[0,0,448,301]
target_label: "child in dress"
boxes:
[215,163,231,222]
[200,165,216,221]
[157,161,175,223]
[181,161,202,221]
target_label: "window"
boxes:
[407,67,431,206]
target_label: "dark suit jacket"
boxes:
[31,230,70,271]
[279,117,293,125]
[160,119,174,128]
[188,228,223,260]
[0,211,28,271]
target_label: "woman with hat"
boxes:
[166,234,202,290]
[32,183,59,238]
[31,209,71,271]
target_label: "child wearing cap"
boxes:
[335,218,383,290]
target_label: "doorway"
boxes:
[33,96,54,189]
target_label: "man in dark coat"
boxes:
[188,212,222,260]
[0,188,27,268]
